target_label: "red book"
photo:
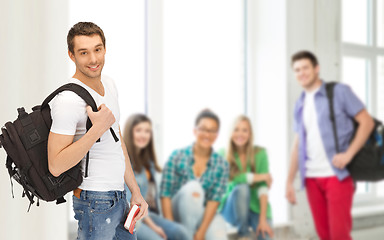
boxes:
[124,204,140,234]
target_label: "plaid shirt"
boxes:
[160,145,229,203]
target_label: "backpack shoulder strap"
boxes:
[41,83,118,141]
[41,83,97,111]
[325,82,340,153]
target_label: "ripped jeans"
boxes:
[72,190,136,240]
[171,181,227,240]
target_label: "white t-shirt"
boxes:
[303,88,335,177]
[49,75,125,191]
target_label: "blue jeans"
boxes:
[72,190,136,240]
[172,180,227,240]
[137,212,190,240]
[221,184,273,240]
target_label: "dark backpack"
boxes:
[326,82,384,181]
[0,83,119,210]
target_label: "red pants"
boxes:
[305,176,355,240]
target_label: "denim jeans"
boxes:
[72,190,136,240]
[221,184,273,240]
[171,180,227,240]
[136,211,190,240]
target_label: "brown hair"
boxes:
[226,115,257,180]
[291,50,319,67]
[123,114,161,173]
[67,22,106,54]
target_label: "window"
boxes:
[162,0,245,160]
[341,0,384,202]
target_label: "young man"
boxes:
[286,50,374,240]
[160,110,229,240]
[47,22,148,240]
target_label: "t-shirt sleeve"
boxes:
[293,101,300,133]
[338,84,365,117]
[49,91,86,135]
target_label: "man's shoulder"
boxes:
[331,82,358,101]
[332,82,351,93]
[51,90,86,107]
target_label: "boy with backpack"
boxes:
[285,50,374,240]
[48,22,147,239]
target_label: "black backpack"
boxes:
[326,82,384,181]
[0,83,119,210]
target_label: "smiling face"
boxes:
[194,118,219,150]
[292,58,320,90]
[231,120,251,149]
[69,34,105,81]
[132,121,152,150]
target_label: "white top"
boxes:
[49,75,125,191]
[303,88,335,177]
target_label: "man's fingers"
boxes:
[98,103,106,111]
[288,194,296,205]
[86,106,93,115]
[134,204,148,221]
[135,207,145,221]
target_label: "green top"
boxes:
[218,147,272,219]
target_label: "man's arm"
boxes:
[120,127,148,221]
[48,104,115,177]
[194,201,219,240]
[286,134,299,204]
[333,109,375,169]
[161,197,174,221]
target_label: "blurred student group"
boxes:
[118,49,372,240]
[122,110,273,240]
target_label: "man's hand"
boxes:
[256,219,274,239]
[332,152,353,169]
[193,229,205,240]
[285,183,296,205]
[130,191,148,221]
[86,104,115,134]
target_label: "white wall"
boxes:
[0,1,69,239]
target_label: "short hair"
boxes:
[195,109,220,129]
[291,50,319,67]
[67,22,106,54]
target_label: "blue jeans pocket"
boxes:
[92,199,116,213]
